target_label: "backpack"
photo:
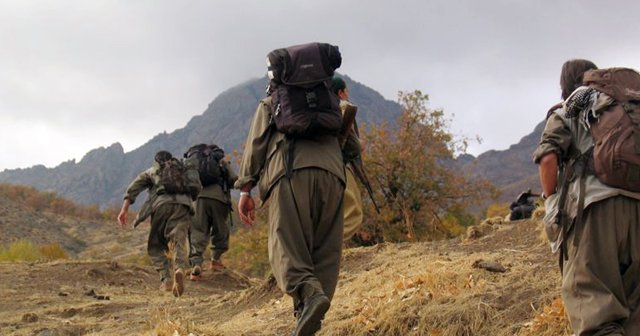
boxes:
[266,42,343,137]
[184,144,225,187]
[158,158,201,198]
[582,67,640,191]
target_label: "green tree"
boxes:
[358,90,496,242]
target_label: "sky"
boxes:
[1,0,640,170]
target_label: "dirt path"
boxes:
[0,260,261,336]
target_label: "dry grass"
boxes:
[520,298,572,336]
[0,216,570,336]
[0,240,41,262]
[0,240,68,262]
[39,243,69,261]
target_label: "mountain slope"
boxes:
[0,75,402,208]
[463,121,545,203]
[0,216,569,336]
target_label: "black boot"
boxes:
[292,294,330,336]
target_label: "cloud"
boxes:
[1,0,640,170]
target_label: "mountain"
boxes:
[0,75,402,208]
[463,121,545,203]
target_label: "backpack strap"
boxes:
[555,156,572,271]
[546,102,564,120]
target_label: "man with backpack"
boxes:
[117,150,201,297]
[331,77,364,243]
[534,59,640,335]
[184,144,237,280]
[236,42,345,335]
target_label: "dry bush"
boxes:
[520,297,571,336]
[39,243,69,261]
[485,202,511,219]
[150,307,197,336]
[532,206,545,221]
[480,216,504,226]
[0,240,42,262]
[225,208,270,278]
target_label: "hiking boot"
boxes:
[172,268,185,297]
[210,259,225,271]
[190,265,202,281]
[292,294,330,336]
[159,279,172,292]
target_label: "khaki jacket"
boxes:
[235,97,345,203]
[124,163,194,212]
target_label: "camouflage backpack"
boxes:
[581,67,640,191]
[184,144,225,187]
[157,157,201,199]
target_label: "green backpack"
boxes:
[157,158,201,199]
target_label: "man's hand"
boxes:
[117,199,130,227]
[117,210,128,227]
[238,195,256,225]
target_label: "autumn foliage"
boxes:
[357,90,496,243]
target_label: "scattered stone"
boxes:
[84,289,110,300]
[472,259,507,273]
[86,268,103,277]
[22,313,38,323]
[61,308,79,318]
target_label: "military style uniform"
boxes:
[534,101,640,335]
[189,160,238,267]
[124,163,194,283]
[235,97,345,313]
[339,99,365,243]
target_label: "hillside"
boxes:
[0,75,402,209]
[0,186,147,261]
[462,121,545,203]
[0,214,570,336]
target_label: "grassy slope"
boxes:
[0,214,571,336]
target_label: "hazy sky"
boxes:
[2,1,639,170]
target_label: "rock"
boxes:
[60,308,79,318]
[21,312,38,322]
[472,259,507,273]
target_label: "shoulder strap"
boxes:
[546,102,563,120]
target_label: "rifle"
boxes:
[338,103,358,147]
[350,157,381,214]
[339,102,381,214]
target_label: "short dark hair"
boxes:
[331,77,346,95]
[154,150,173,163]
[560,59,598,100]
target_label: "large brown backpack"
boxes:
[266,42,343,138]
[583,67,640,191]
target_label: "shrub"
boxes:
[0,240,42,262]
[485,202,511,219]
[39,243,69,261]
